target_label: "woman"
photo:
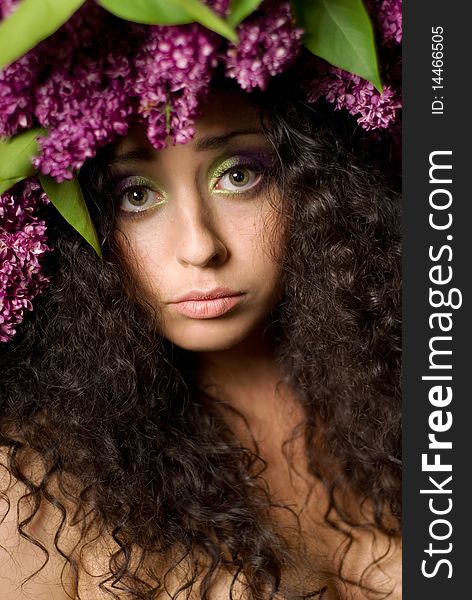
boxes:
[0,2,402,599]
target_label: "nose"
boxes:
[174,194,228,269]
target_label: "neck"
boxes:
[195,322,291,423]
[195,322,305,473]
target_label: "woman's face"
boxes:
[110,89,284,352]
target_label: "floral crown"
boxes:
[0,0,401,342]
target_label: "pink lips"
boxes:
[168,288,244,319]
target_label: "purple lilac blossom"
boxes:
[0,0,19,20]
[133,23,221,149]
[306,61,401,130]
[0,52,40,136]
[0,180,50,342]
[224,1,303,91]
[369,0,402,45]
[30,3,132,180]
[33,52,134,181]
[131,0,229,149]
[379,0,402,45]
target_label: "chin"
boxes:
[162,319,255,352]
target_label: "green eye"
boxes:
[227,168,251,187]
[126,188,151,206]
[115,177,167,214]
[212,161,263,194]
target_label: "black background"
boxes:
[403,1,470,597]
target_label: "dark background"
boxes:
[403,1,470,597]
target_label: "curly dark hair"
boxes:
[0,77,401,600]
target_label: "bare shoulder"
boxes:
[0,445,77,599]
[0,448,117,600]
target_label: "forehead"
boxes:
[193,86,261,135]
[114,87,263,157]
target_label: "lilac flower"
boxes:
[306,60,401,130]
[133,23,221,149]
[0,52,40,136]
[379,0,402,45]
[0,180,50,343]
[368,0,402,46]
[224,1,303,91]
[32,51,133,181]
[0,0,19,20]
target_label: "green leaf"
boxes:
[98,0,193,24]
[39,174,103,259]
[292,0,383,92]
[228,0,264,26]
[98,0,237,42]
[0,0,86,70]
[0,128,45,194]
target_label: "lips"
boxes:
[168,288,244,319]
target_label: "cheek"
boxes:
[260,207,286,306]
[250,202,285,268]
[113,226,167,302]
[240,203,285,299]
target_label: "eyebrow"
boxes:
[111,129,266,165]
[194,129,264,152]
